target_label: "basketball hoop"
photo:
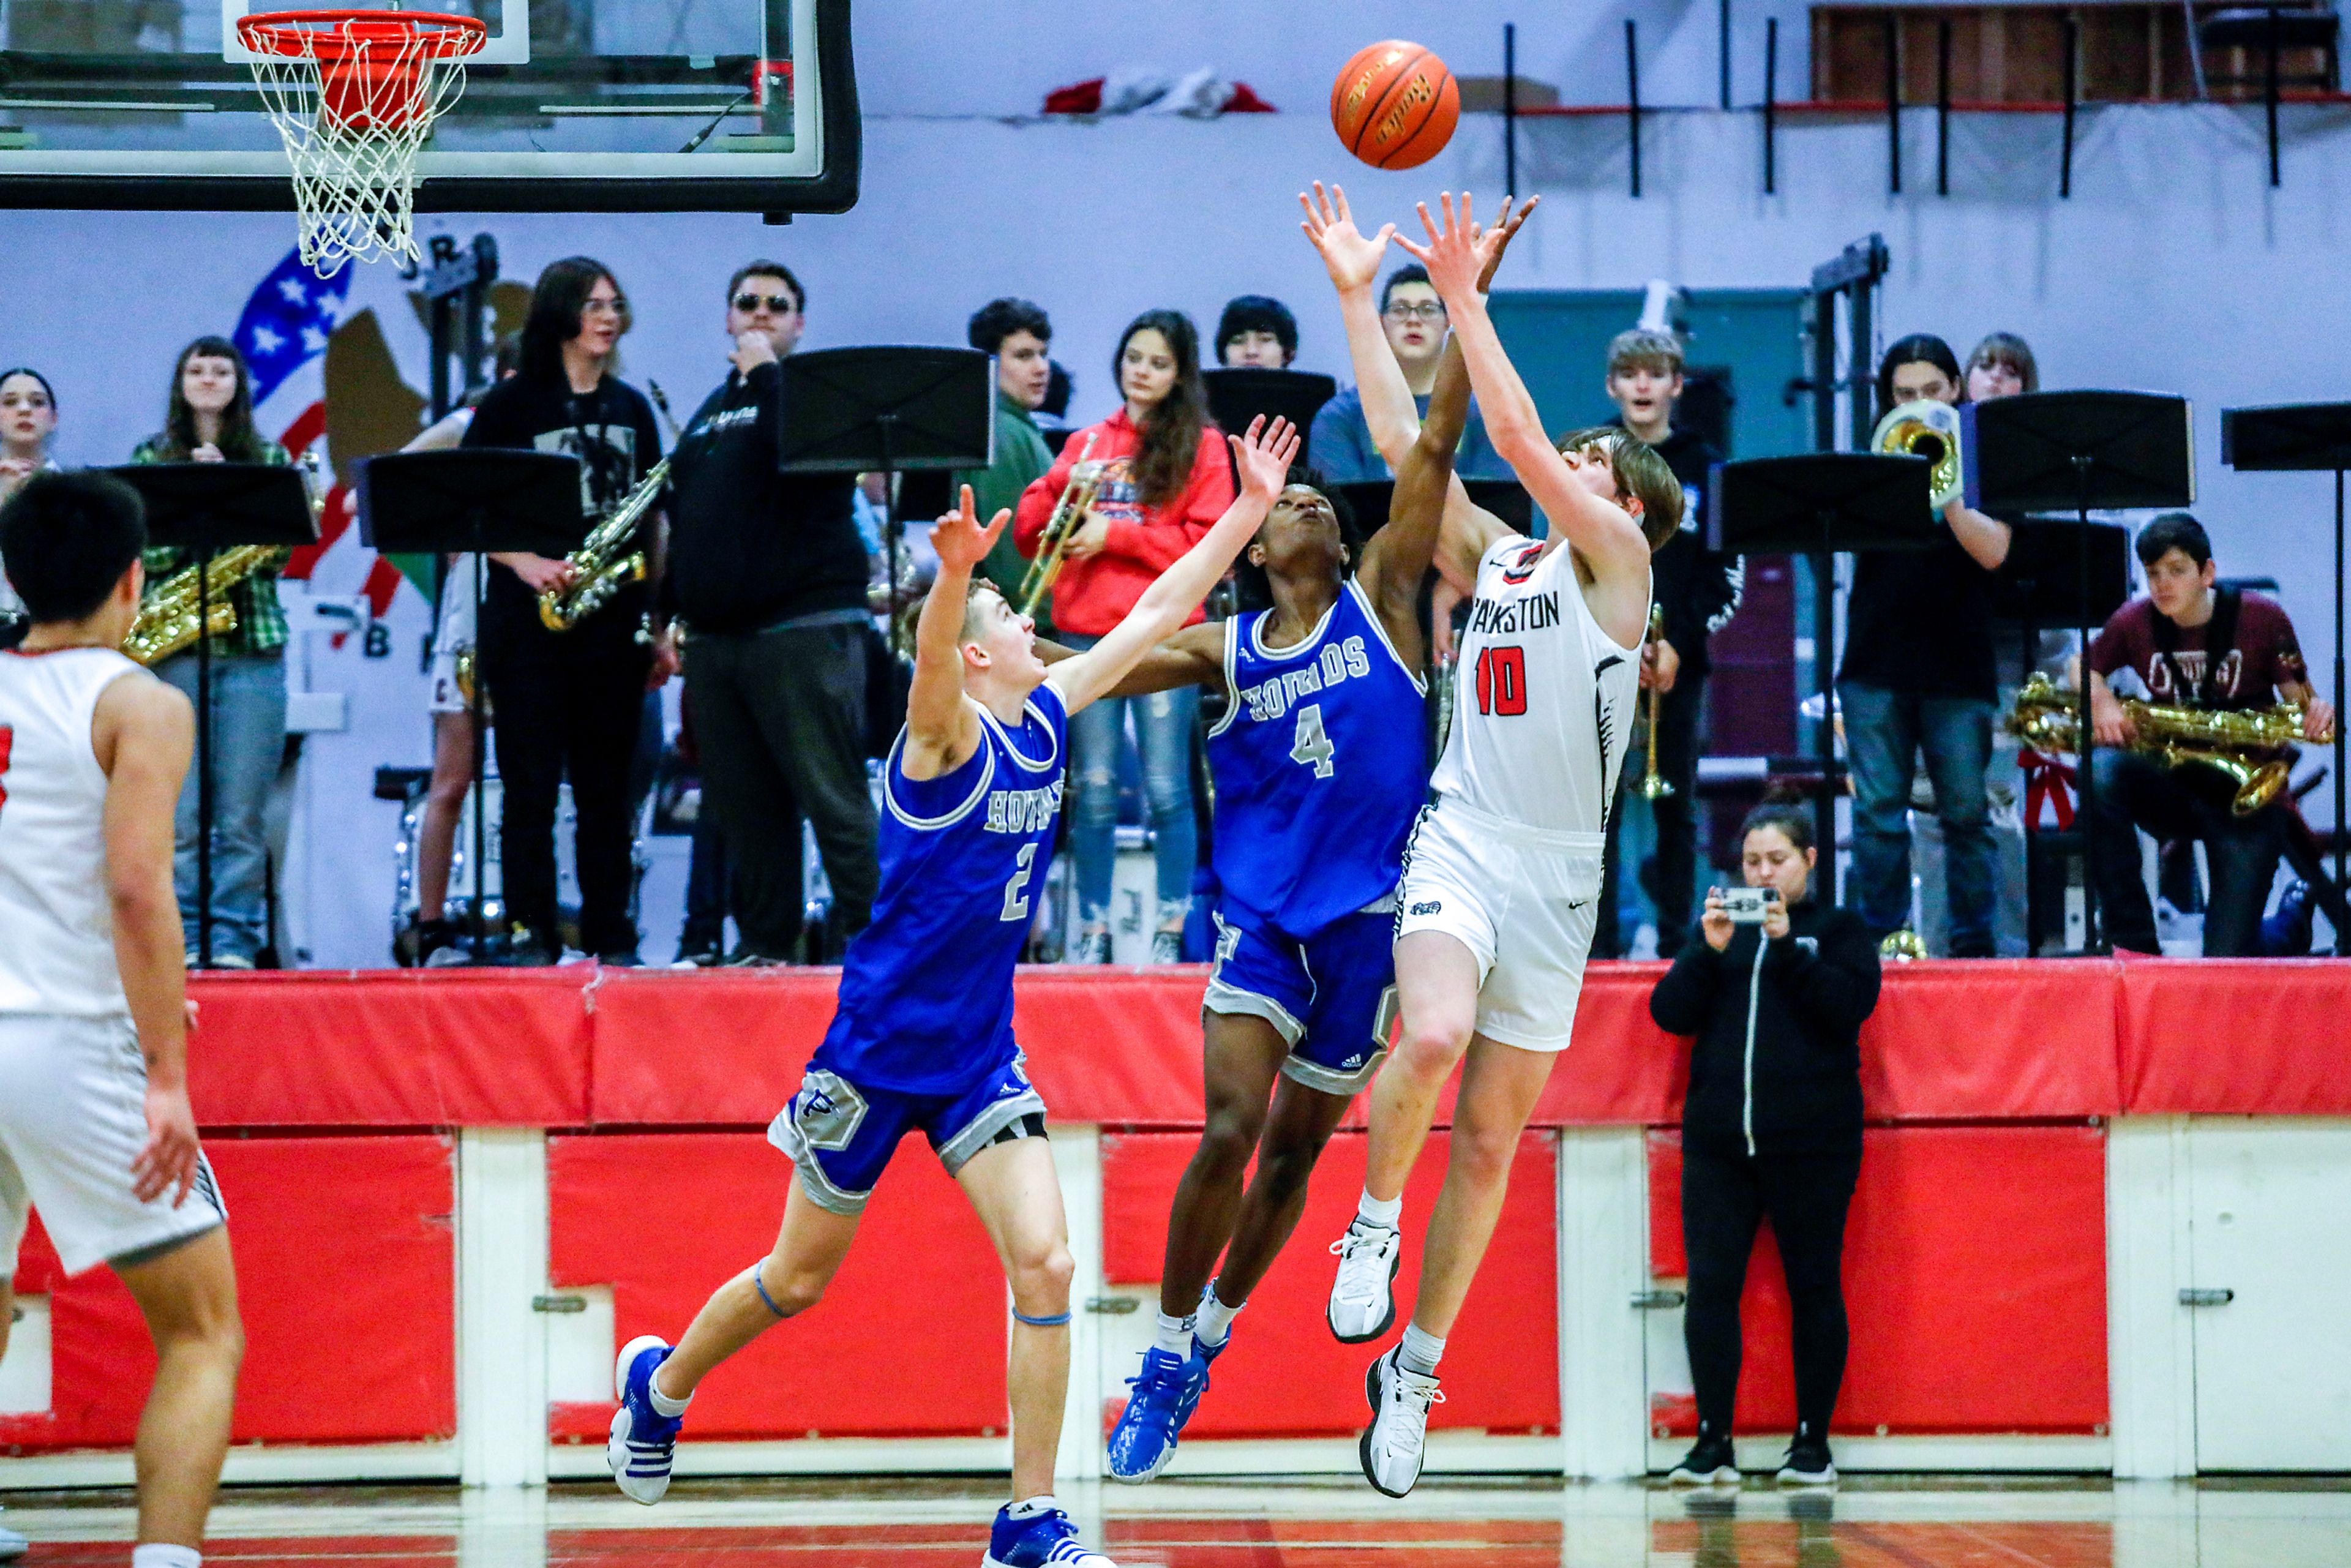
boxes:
[236,7,489,276]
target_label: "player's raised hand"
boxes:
[133,1080,201,1207]
[1394,193,1494,309]
[1229,415,1301,505]
[1474,195,1540,293]
[931,484,1008,573]
[1299,181,1396,294]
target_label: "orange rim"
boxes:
[236,9,488,59]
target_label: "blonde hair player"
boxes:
[1324,193,1681,1498]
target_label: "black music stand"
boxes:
[1965,391,2194,951]
[1707,453,1940,902]
[359,449,584,956]
[1205,369,1339,470]
[776,347,994,658]
[2224,401,2351,903]
[1994,519,2132,679]
[110,463,317,970]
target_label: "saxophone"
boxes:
[539,456,666,632]
[121,452,318,666]
[2007,671,2328,817]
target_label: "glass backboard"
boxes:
[0,0,857,213]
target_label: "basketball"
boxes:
[1330,40,1459,170]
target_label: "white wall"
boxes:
[4,85,2348,965]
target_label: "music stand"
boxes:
[2224,400,2351,904]
[1706,453,1940,901]
[1205,368,1339,471]
[1965,391,2194,950]
[1993,519,2132,677]
[776,347,995,658]
[110,463,317,970]
[358,449,584,956]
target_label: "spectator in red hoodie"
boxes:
[1016,309,1234,962]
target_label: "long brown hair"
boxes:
[520,256,629,386]
[1114,309,1210,508]
[158,336,267,461]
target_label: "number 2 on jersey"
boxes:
[1475,646,1528,716]
[1289,703,1336,779]
[1000,841,1038,923]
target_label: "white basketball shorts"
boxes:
[427,557,479,718]
[0,1013,228,1280]
[1393,799,1605,1052]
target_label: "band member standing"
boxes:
[656,261,877,964]
[1,472,243,1568]
[0,367,62,639]
[129,338,293,969]
[2084,513,2334,956]
[958,298,1060,638]
[462,258,665,966]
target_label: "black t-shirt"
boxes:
[462,371,662,645]
[663,361,866,634]
[1839,525,2000,700]
[1631,425,1739,681]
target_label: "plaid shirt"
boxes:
[129,435,294,658]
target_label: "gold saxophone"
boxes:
[121,452,320,666]
[2008,671,2329,817]
[1017,431,1103,619]
[539,457,667,632]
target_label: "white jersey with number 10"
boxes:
[1431,535,1648,837]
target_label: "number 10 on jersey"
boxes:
[1474,647,1527,716]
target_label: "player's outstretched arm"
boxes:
[94,672,199,1206]
[1361,195,1539,651]
[1038,626,1223,697]
[1054,417,1299,716]
[901,486,997,779]
[1398,195,1652,629]
[1302,182,1413,470]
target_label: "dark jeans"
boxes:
[2090,747,2286,957]
[1682,1142,1862,1439]
[684,619,877,959]
[481,619,648,957]
[683,815,729,947]
[1840,680,1998,954]
[1597,672,1703,958]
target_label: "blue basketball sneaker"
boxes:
[1106,1346,1191,1482]
[986,1500,1117,1567]
[607,1334,686,1504]
[1177,1332,1227,1430]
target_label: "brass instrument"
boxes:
[1879,928,1929,962]
[1636,604,1674,800]
[539,456,667,632]
[122,452,318,667]
[1872,398,1965,509]
[1017,430,1103,618]
[2007,671,2328,817]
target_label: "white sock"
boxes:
[133,1546,203,1568]
[1398,1322,1445,1377]
[1008,1493,1059,1518]
[1152,1309,1194,1356]
[1357,1189,1402,1229]
[647,1368,691,1418]
[1194,1282,1243,1348]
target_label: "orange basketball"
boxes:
[1330,40,1459,170]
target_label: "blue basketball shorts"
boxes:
[1202,904,1400,1095]
[767,1049,1048,1217]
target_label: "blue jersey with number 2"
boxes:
[1205,579,1428,933]
[819,680,1068,1097]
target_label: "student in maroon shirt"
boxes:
[2084,513,2335,955]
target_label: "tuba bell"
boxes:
[1873,399,1965,509]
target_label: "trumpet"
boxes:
[1636,604,1674,800]
[1873,398,1965,509]
[1017,431,1103,618]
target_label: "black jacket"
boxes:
[1649,900,1881,1158]
[1615,424,1741,680]
[663,360,866,635]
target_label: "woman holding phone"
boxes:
[1648,803,1882,1489]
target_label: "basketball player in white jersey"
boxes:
[0,471,242,1568]
[1322,196,1684,1496]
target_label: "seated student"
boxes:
[2084,512,2334,956]
[1308,262,1509,483]
[1215,294,1299,368]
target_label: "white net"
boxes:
[240,12,486,277]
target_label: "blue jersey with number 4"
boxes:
[820,680,1068,1097]
[1205,579,1428,933]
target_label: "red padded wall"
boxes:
[1099,1130,1557,1438]
[546,1133,1009,1441]
[0,1135,456,1452]
[1646,1125,2108,1435]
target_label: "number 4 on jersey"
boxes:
[1290,703,1336,779]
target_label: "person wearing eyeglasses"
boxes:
[651,260,877,966]
[462,257,667,966]
[1305,264,1509,485]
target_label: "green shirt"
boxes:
[129,435,294,658]
[955,389,1056,635]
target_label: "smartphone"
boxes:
[1722,886,1779,925]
